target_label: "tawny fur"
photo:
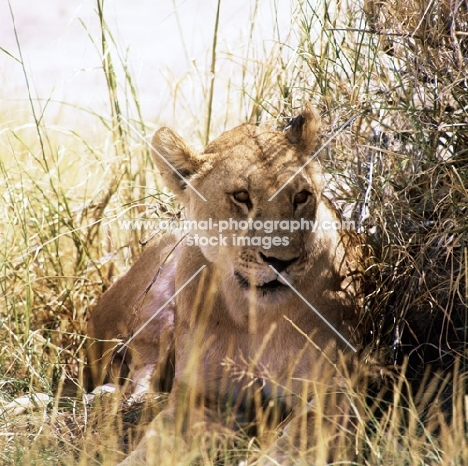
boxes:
[88,105,365,464]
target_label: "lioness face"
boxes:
[152,107,328,306]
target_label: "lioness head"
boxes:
[152,106,356,325]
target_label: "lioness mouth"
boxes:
[235,272,287,294]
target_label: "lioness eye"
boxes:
[233,191,250,203]
[294,190,310,205]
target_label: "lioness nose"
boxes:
[259,252,298,273]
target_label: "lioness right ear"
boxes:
[151,127,203,200]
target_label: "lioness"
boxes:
[88,105,364,464]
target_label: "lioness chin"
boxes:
[88,105,364,464]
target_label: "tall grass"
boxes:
[0,0,466,464]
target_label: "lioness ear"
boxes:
[151,127,203,199]
[285,103,320,153]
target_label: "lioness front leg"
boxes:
[255,388,359,465]
[119,384,223,466]
[118,400,182,466]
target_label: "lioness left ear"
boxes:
[151,127,203,200]
[285,103,320,153]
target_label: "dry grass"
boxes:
[0,0,467,464]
